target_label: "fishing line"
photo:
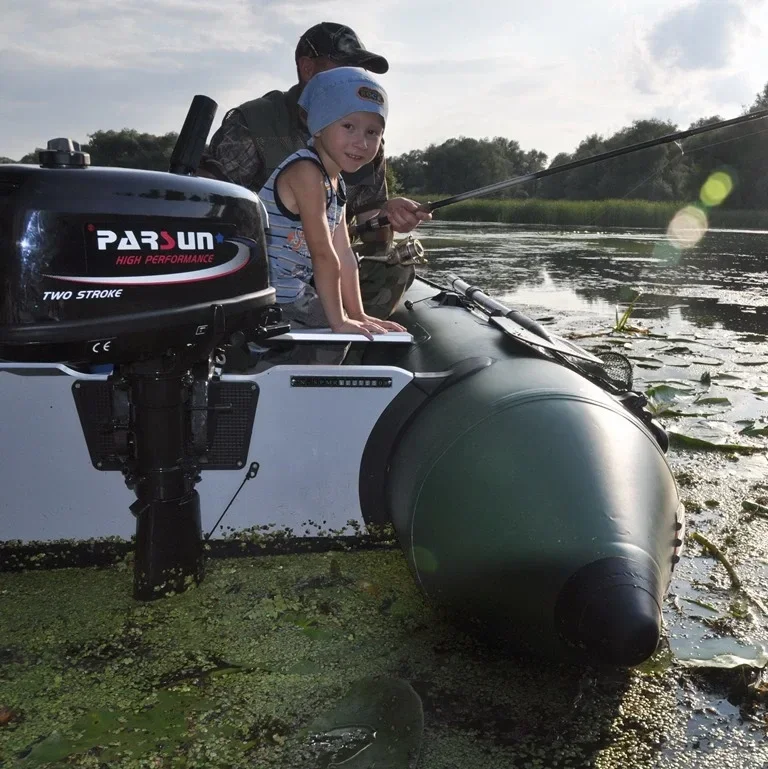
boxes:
[673,124,768,155]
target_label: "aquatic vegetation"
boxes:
[668,431,764,454]
[414,197,768,230]
[1,552,432,768]
[645,383,697,416]
[742,500,768,518]
[613,290,644,333]
[689,531,742,590]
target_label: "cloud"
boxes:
[707,72,755,109]
[3,0,768,162]
[0,47,284,158]
[630,0,767,109]
[0,0,406,158]
[2,1,283,66]
[646,0,747,71]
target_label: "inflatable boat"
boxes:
[0,100,683,667]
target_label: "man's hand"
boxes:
[382,198,432,233]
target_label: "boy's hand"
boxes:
[382,198,432,233]
[357,314,406,333]
[331,317,387,339]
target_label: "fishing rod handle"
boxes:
[356,214,391,234]
[354,201,435,236]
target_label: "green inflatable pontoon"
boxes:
[360,275,683,666]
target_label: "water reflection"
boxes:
[419,222,768,334]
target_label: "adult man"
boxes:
[198,22,430,319]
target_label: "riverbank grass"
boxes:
[415,197,768,229]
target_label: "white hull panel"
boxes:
[0,364,412,543]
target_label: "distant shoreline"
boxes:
[407,196,768,230]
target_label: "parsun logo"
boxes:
[93,228,222,251]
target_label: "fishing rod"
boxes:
[356,107,768,234]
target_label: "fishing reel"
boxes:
[359,235,427,267]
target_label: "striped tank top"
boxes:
[258,148,347,303]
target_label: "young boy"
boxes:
[258,67,406,355]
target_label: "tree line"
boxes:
[1,130,180,172]
[3,81,767,208]
[390,82,768,209]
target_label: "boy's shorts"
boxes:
[267,286,349,366]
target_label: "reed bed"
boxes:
[413,196,768,230]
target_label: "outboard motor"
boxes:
[0,96,283,599]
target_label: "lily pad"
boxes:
[646,383,696,399]
[657,356,692,367]
[663,346,695,355]
[19,688,214,766]
[668,430,763,454]
[677,646,768,670]
[646,383,697,415]
[667,394,733,418]
[629,356,664,368]
[692,357,725,366]
[302,678,423,769]
[739,421,768,437]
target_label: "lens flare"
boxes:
[652,241,683,264]
[700,171,733,207]
[412,545,438,573]
[667,205,708,248]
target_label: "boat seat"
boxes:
[265,329,414,344]
[220,329,414,372]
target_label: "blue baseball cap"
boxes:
[298,67,388,138]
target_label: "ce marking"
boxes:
[90,339,113,354]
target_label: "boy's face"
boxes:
[318,111,385,173]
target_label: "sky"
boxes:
[2,0,768,163]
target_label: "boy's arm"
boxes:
[281,162,389,337]
[333,208,367,320]
[282,162,345,329]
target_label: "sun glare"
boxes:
[700,171,734,207]
[667,205,708,248]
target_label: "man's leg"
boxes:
[358,260,416,319]
[352,222,417,319]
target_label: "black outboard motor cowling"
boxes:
[0,161,274,362]
[0,96,282,601]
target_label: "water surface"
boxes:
[4,222,768,768]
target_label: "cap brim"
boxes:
[336,51,389,74]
